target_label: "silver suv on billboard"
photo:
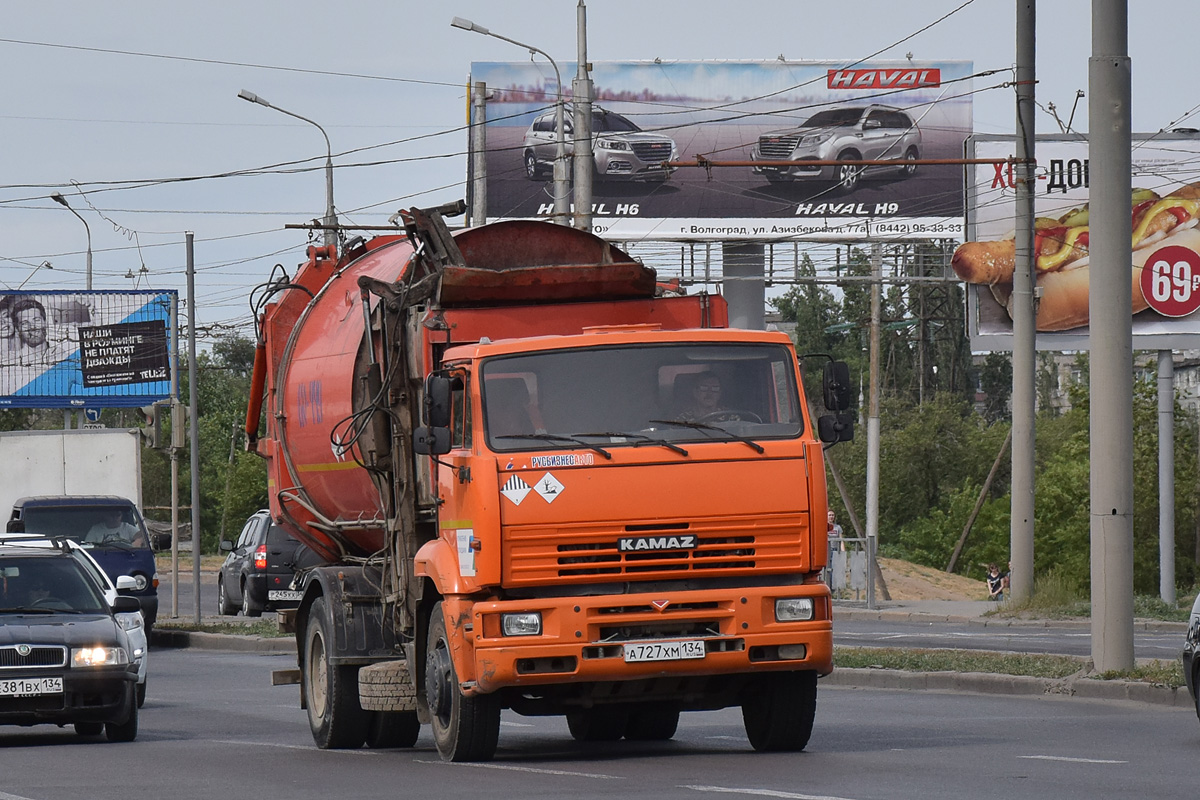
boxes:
[751,105,922,193]
[522,105,678,183]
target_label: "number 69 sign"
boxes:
[1140,245,1200,318]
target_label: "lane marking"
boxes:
[683,786,861,800]
[1019,755,1127,764]
[211,739,377,755]
[500,720,534,727]
[416,760,622,779]
[0,792,39,800]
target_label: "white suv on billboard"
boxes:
[751,104,921,193]
[522,105,677,183]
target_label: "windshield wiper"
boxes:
[571,431,689,457]
[647,419,765,454]
[495,433,612,460]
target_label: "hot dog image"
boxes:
[952,183,1200,331]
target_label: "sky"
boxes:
[0,0,1193,348]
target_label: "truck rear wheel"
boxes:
[425,601,500,761]
[624,706,679,741]
[566,708,628,741]
[742,670,817,752]
[304,596,367,749]
[365,711,421,748]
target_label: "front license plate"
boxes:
[268,590,303,602]
[0,677,63,696]
[623,640,706,663]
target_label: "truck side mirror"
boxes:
[823,361,852,412]
[413,426,451,456]
[818,413,855,444]
[5,519,23,534]
[424,373,452,428]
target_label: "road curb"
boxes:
[152,629,295,654]
[825,667,1193,708]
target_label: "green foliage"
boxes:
[834,647,1085,679]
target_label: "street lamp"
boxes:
[238,90,337,248]
[50,193,92,289]
[451,16,570,226]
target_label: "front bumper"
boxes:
[464,585,832,694]
[751,151,832,181]
[0,666,136,726]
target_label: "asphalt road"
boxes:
[2,648,1196,800]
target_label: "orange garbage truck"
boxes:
[245,202,854,761]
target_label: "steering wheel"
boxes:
[29,597,62,609]
[698,409,762,424]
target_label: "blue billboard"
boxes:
[0,290,176,408]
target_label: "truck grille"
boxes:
[503,516,807,586]
[757,136,799,159]
[0,645,67,669]
[629,141,672,164]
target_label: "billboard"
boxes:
[962,133,1200,351]
[0,290,176,408]
[469,60,974,241]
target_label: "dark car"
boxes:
[7,496,159,632]
[218,510,315,617]
[1184,594,1200,718]
[0,541,141,741]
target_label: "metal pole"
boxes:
[572,0,594,231]
[470,81,488,227]
[1089,0,1134,672]
[50,192,92,289]
[170,294,180,619]
[1159,350,1176,604]
[1009,0,1036,604]
[866,242,882,610]
[187,232,202,623]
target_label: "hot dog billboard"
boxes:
[963,133,1200,351]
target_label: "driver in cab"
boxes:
[679,372,726,422]
[85,508,146,546]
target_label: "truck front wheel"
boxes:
[304,596,367,749]
[425,601,500,761]
[742,670,817,752]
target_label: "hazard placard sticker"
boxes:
[501,475,532,506]
[534,472,565,504]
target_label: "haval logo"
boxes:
[617,535,696,552]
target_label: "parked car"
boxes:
[218,510,315,617]
[0,541,141,741]
[7,496,159,632]
[1183,593,1200,718]
[750,104,922,193]
[0,536,149,708]
[522,105,677,183]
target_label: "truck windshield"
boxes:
[482,343,804,452]
[19,506,150,550]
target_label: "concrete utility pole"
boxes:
[1159,350,1176,604]
[1089,0,1135,673]
[572,0,594,231]
[187,232,202,624]
[1009,0,1036,603]
[470,81,488,228]
[866,242,882,610]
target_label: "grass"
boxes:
[835,645,1185,688]
[988,567,1196,622]
[155,619,291,638]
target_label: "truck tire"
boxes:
[624,706,679,741]
[566,707,629,741]
[365,711,421,749]
[741,670,817,752]
[217,578,236,616]
[304,596,367,749]
[425,601,500,761]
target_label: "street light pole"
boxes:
[238,90,337,248]
[451,16,571,226]
[50,193,92,290]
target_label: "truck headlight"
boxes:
[501,612,542,636]
[775,598,814,622]
[72,646,130,667]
